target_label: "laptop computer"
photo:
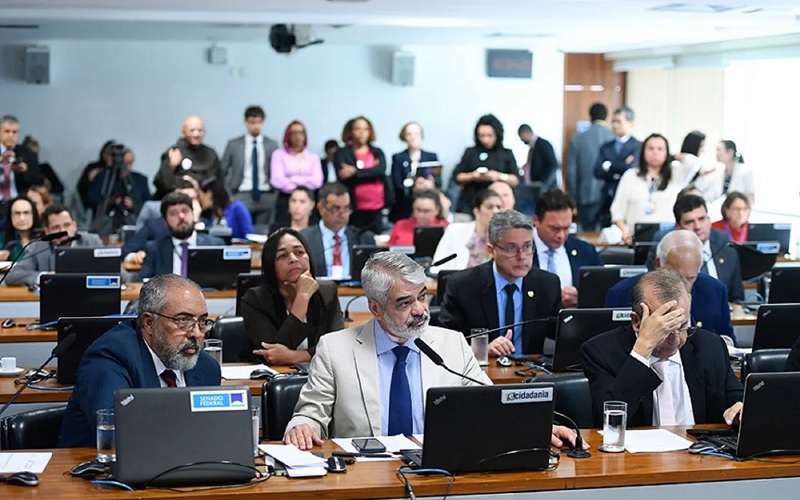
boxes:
[235,272,262,316]
[751,303,800,350]
[413,226,445,259]
[39,274,122,324]
[402,383,555,473]
[350,245,389,282]
[113,386,255,488]
[767,263,800,304]
[733,242,780,281]
[577,266,647,308]
[550,308,631,372]
[748,223,791,254]
[54,247,122,274]
[693,372,800,458]
[57,316,136,384]
[187,246,252,290]
[633,222,673,243]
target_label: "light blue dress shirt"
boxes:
[318,221,350,278]
[492,262,524,353]
[374,322,424,435]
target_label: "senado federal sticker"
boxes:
[190,390,249,412]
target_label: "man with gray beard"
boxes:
[284,251,583,451]
[58,274,221,448]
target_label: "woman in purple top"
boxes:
[270,120,323,227]
[199,177,253,239]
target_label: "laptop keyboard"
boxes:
[706,435,739,452]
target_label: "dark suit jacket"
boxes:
[452,146,518,214]
[300,224,376,278]
[87,169,151,214]
[645,228,745,303]
[334,145,388,210]
[786,335,800,371]
[593,137,642,219]
[605,273,735,343]
[533,235,602,287]
[139,233,225,279]
[388,149,439,222]
[122,217,169,256]
[5,145,44,195]
[58,321,221,447]
[581,326,743,428]
[241,281,344,357]
[527,137,559,189]
[438,261,563,354]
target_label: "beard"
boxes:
[384,311,430,341]
[170,223,194,240]
[150,324,200,372]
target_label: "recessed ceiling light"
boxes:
[651,3,737,14]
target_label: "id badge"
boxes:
[331,265,345,280]
[644,201,655,215]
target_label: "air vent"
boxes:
[0,24,39,30]
[484,32,553,39]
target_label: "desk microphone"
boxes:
[553,410,591,459]
[343,294,365,322]
[429,253,457,268]
[464,317,558,340]
[414,338,486,386]
[0,332,77,419]
[0,231,69,287]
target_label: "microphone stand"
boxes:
[553,410,591,459]
[343,295,365,323]
[0,231,68,287]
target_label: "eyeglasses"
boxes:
[493,243,534,256]
[148,311,214,333]
[668,316,698,339]
[324,204,352,215]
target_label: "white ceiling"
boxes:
[1,0,799,54]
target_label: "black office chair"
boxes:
[0,405,67,450]
[598,246,634,265]
[741,348,791,381]
[540,372,594,429]
[208,316,253,363]
[261,375,308,441]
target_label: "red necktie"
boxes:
[332,234,342,266]
[160,369,178,388]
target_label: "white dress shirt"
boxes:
[238,135,270,192]
[171,232,198,276]
[702,239,718,279]
[532,228,573,287]
[630,350,695,426]
[145,339,187,387]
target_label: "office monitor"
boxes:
[551,308,631,372]
[767,263,800,304]
[577,266,647,308]
[54,247,122,274]
[748,223,791,254]
[57,316,136,384]
[633,223,673,243]
[751,303,800,350]
[733,242,780,281]
[187,246,252,290]
[413,226,445,259]
[39,274,122,324]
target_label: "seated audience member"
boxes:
[786,336,800,371]
[241,228,344,365]
[283,251,582,450]
[270,120,323,227]
[582,269,743,428]
[26,185,52,218]
[199,177,253,239]
[154,115,222,199]
[88,148,150,218]
[711,191,750,243]
[287,186,315,232]
[389,121,440,222]
[487,179,516,211]
[58,274,220,447]
[452,114,519,214]
[439,210,563,356]
[123,178,200,265]
[139,192,225,279]
[387,190,448,247]
[606,230,735,344]
[532,190,602,308]
[300,182,375,278]
[76,140,114,211]
[5,204,103,287]
[695,140,754,205]
[0,195,40,261]
[430,189,503,274]
[335,116,387,235]
[21,135,65,198]
[645,194,744,303]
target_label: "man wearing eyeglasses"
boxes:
[581,269,743,428]
[59,274,221,448]
[439,210,563,356]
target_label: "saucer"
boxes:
[0,367,24,377]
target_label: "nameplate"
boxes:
[85,276,120,289]
[755,242,780,254]
[389,245,415,254]
[773,223,791,230]
[190,390,249,412]
[612,310,632,321]
[619,268,646,278]
[94,248,122,258]
[501,387,553,404]
[223,248,252,260]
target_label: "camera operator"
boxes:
[88,144,151,235]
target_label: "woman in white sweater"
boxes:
[694,139,754,206]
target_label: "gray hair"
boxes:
[613,105,635,122]
[138,274,202,317]
[1,115,19,126]
[488,209,533,245]
[361,251,425,306]
[656,229,702,271]
[631,269,690,318]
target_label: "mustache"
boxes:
[406,312,429,328]
[181,338,200,352]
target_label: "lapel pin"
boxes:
[527,290,534,298]
[696,321,703,328]
[718,258,725,264]
[571,249,577,256]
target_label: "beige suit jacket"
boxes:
[284,319,492,439]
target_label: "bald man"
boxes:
[154,115,222,199]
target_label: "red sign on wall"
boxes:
[486,50,533,79]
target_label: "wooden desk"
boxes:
[3,428,800,499]
[731,303,757,326]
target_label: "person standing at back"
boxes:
[154,115,221,200]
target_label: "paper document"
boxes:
[261,444,327,477]
[621,429,693,453]
[333,435,419,461]
[727,346,752,358]
[221,364,277,380]
[412,434,424,445]
[0,452,52,473]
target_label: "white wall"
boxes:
[0,41,564,192]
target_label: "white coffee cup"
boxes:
[1,356,17,372]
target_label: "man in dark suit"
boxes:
[593,106,641,228]
[300,182,374,279]
[58,274,221,447]
[0,115,44,202]
[532,189,602,308]
[221,105,279,224]
[606,229,735,344]
[140,192,224,279]
[566,103,615,230]
[645,194,744,303]
[439,210,563,355]
[581,269,743,428]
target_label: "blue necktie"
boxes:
[388,346,412,436]
[251,140,260,201]
[545,248,557,274]
[614,139,623,155]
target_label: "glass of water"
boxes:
[204,338,223,365]
[600,401,627,453]
[96,409,116,463]
[470,328,489,366]
[251,406,260,456]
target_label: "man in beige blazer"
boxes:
[284,251,584,451]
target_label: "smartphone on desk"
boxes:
[352,438,386,454]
